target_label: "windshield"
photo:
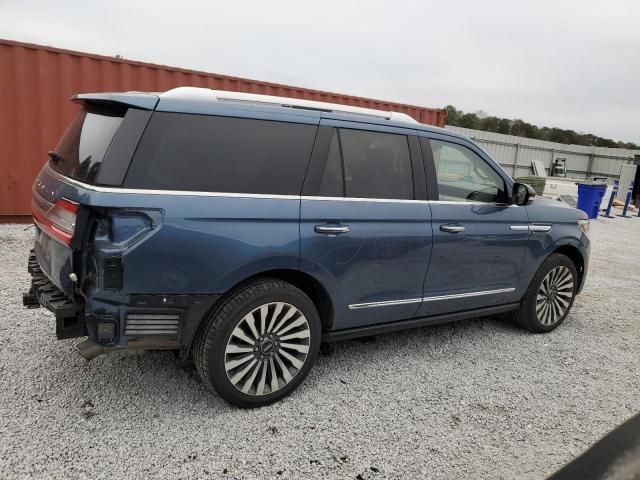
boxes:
[50,105,125,184]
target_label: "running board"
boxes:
[322,303,520,343]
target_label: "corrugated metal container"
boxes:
[0,39,446,220]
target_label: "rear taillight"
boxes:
[32,197,79,246]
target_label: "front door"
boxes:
[300,122,432,330]
[417,135,530,317]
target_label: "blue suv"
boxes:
[23,87,590,407]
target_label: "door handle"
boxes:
[440,225,466,233]
[314,224,350,235]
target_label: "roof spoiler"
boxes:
[72,92,159,110]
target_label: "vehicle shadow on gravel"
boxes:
[51,314,531,414]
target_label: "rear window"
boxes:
[318,128,414,200]
[50,105,125,183]
[124,113,317,195]
[341,129,413,200]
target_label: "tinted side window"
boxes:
[430,139,506,203]
[339,129,413,200]
[124,113,317,195]
[51,105,125,184]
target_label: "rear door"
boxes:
[300,120,432,330]
[416,134,529,317]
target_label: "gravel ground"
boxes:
[1,217,639,480]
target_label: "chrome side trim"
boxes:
[47,166,300,200]
[348,297,423,310]
[530,225,552,233]
[301,195,429,204]
[510,225,553,233]
[430,201,518,207]
[43,166,525,208]
[348,288,516,310]
[422,288,516,302]
[47,166,429,203]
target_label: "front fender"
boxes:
[517,223,590,297]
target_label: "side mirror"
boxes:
[513,183,536,206]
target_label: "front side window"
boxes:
[430,139,506,203]
[124,113,317,195]
[318,128,414,200]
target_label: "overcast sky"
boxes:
[2,0,639,143]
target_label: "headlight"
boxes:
[578,219,590,235]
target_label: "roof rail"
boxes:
[159,87,419,124]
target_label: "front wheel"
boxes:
[193,279,321,408]
[511,253,578,333]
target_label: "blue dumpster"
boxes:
[577,183,607,219]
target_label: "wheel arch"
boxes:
[552,244,585,290]
[239,269,334,332]
[189,268,334,354]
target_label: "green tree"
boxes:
[444,106,637,149]
[458,112,480,129]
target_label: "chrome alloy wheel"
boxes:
[224,302,311,396]
[536,266,574,326]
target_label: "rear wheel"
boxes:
[194,279,321,408]
[512,253,578,333]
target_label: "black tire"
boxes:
[511,253,578,333]
[193,278,321,408]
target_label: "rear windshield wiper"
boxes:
[48,151,64,164]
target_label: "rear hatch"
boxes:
[31,103,128,294]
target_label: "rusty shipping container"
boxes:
[0,39,446,221]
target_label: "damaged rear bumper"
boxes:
[24,250,222,360]
[23,249,86,339]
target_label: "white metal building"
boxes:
[445,125,640,180]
